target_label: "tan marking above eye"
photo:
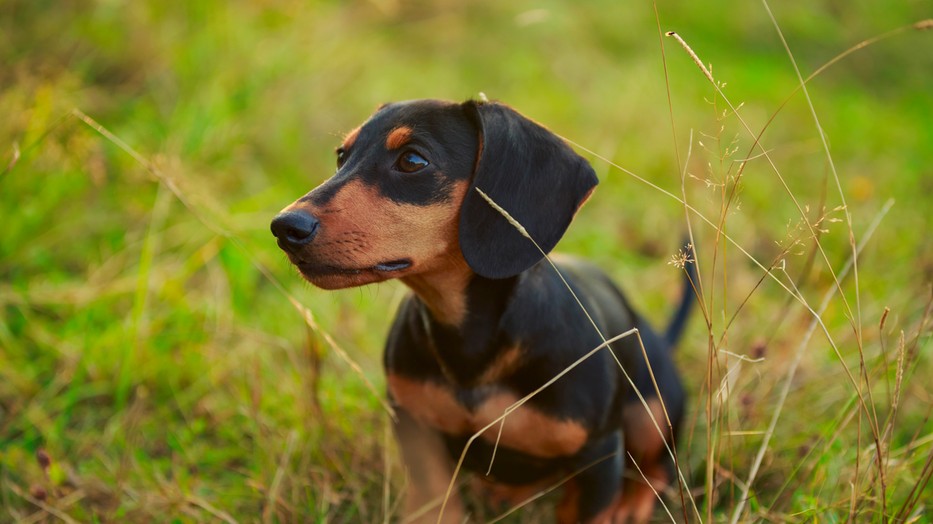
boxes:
[341,126,361,149]
[386,126,413,150]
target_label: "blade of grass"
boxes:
[1,141,19,178]
[4,481,81,524]
[729,198,892,523]
[760,4,883,512]
[263,429,297,524]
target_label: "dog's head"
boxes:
[271,99,598,288]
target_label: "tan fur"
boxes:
[394,411,464,524]
[614,397,671,523]
[401,266,470,326]
[388,374,589,459]
[341,126,361,150]
[622,398,669,459]
[386,126,413,150]
[475,345,524,385]
[282,178,468,293]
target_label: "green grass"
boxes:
[2,0,932,521]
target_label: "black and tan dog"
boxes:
[271,99,694,523]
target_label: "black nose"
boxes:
[271,210,320,251]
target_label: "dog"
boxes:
[271,99,694,523]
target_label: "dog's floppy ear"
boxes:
[458,101,598,279]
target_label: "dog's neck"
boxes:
[403,262,521,387]
[401,256,474,326]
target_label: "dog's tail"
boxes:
[664,241,698,349]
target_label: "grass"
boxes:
[2,0,932,521]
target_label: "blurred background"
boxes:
[1,0,931,521]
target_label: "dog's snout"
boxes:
[271,210,320,250]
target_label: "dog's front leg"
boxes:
[393,408,464,524]
[556,432,624,524]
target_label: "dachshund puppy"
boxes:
[271,99,693,523]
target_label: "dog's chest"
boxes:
[387,373,588,458]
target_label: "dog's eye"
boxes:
[336,148,347,169]
[396,151,429,173]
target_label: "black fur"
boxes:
[459,101,599,279]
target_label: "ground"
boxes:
[1,1,931,521]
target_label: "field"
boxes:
[2,0,932,521]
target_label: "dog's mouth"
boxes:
[296,258,412,277]
[372,259,412,272]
